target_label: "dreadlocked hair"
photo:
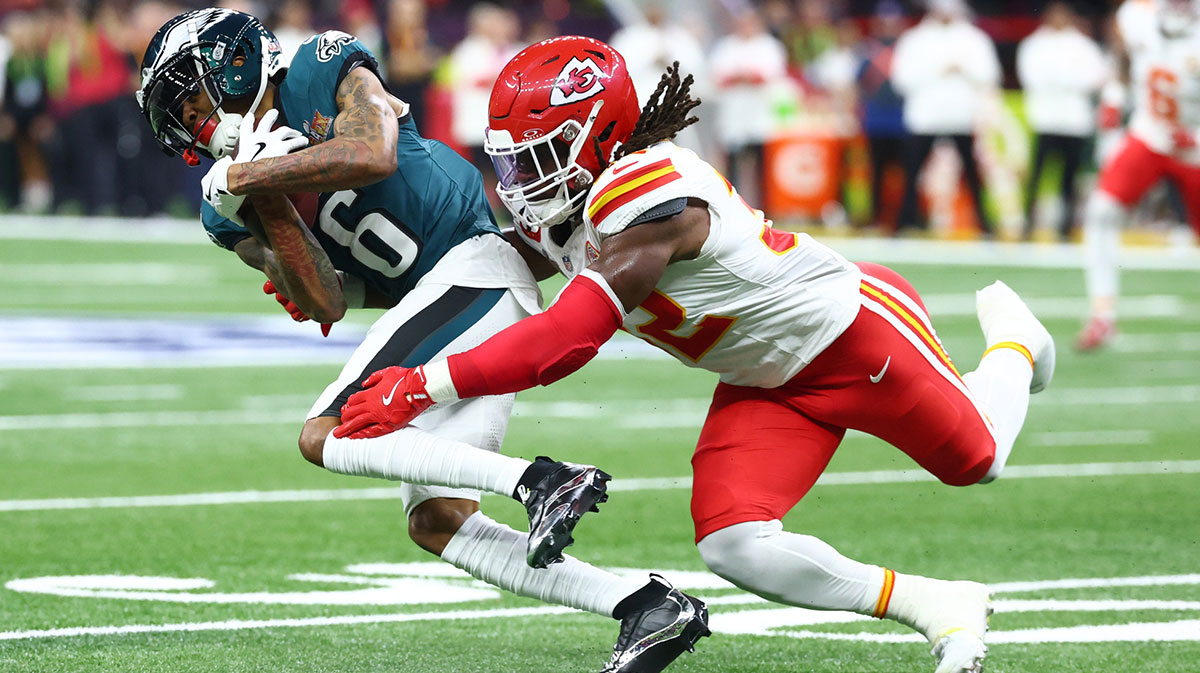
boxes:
[615,61,700,160]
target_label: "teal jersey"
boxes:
[201,31,500,301]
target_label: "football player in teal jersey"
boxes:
[136,10,707,670]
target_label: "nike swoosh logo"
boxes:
[250,142,268,161]
[610,161,638,176]
[869,356,891,384]
[381,381,401,406]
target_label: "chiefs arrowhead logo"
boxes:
[550,57,606,106]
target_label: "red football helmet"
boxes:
[484,36,639,229]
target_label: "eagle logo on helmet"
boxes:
[550,57,606,106]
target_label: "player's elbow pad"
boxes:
[447,273,624,398]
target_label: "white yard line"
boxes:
[5,218,1199,269]
[2,460,1197,514]
[0,263,217,285]
[0,409,302,431]
[1025,430,1153,447]
[1113,332,1200,353]
[65,385,185,402]
[2,385,1197,431]
[0,605,577,642]
[921,293,1186,319]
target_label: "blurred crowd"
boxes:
[0,0,1149,241]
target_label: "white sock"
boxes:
[697,520,887,616]
[1083,191,1125,319]
[322,428,529,497]
[441,511,641,617]
[963,348,1032,482]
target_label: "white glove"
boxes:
[201,109,310,225]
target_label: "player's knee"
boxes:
[931,442,994,487]
[696,520,771,584]
[298,418,337,467]
[408,498,479,556]
[938,455,993,487]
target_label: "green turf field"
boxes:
[1,223,1198,672]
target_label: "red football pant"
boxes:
[691,263,996,542]
[1097,135,1200,234]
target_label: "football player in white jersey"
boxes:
[1080,0,1200,350]
[335,37,1056,673]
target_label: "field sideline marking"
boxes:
[2,460,1198,513]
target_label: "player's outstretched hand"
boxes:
[334,366,434,439]
[263,280,333,337]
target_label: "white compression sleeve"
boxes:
[321,427,528,496]
[963,348,1032,483]
[441,511,641,617]
[1083,190,1126,314]
[697,520,884,615]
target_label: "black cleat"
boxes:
[601,575,711,673]
[520,457,611,568]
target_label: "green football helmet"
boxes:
[136,8,283,165]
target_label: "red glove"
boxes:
[1097,103,1122,131]
[1172,127,1197,151]
[334,365,434,438]
[263,280,332,337]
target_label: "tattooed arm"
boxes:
[226,67,400,196]
[234,195,347,323]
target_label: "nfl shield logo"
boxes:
[561,255,574,273]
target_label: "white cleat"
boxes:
[976,280,1056,393]
[891,576,993,673]
[932,629,988,673]
[922,580,993,673]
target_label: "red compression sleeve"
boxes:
[447,273,624,398]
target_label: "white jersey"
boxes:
[514,142,862,388]
[1120,0,1200,161]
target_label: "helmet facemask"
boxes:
[137,10,278,165]
[485,100,606,230]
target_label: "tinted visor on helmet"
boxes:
[490,135,574,198]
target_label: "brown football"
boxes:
[288,192,320,229]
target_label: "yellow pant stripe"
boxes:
[983,341,1034,369]
[873,568,896,619]
[861,282,960,377]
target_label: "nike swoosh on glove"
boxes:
[334,366,434,439]
[201,109,309,224]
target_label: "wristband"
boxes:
[422,360,458,403]
[338,272,367,309]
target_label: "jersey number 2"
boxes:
[634,290,736,363]
[318,190,420,278]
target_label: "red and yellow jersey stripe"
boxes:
[587,158,682,228]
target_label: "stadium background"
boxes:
[1,2,1199,673]
[3,0,1186,242]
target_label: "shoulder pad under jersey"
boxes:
[584,143,707,236]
